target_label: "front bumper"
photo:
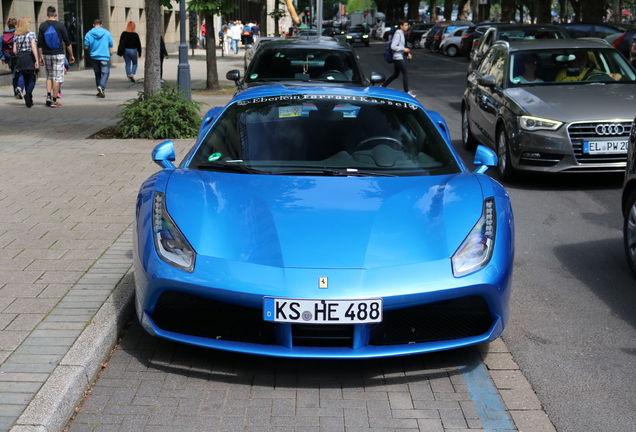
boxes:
[510,119,631,174]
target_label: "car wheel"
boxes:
[624,189,636,277]
[414,40,421,49]
[496,126,518,182]
[446,45,458,57]
[461,106,477,151]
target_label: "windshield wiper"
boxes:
[273,168,397,177]
[196,163,266,174]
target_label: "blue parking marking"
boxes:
[457,348,516,431]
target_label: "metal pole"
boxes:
[317,0,323,36]
[177,0,192,100]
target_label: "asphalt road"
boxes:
[356,40,636,432]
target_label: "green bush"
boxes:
[116,85,204,139]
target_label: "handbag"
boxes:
[15,50,35,72]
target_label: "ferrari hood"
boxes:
[164,171,486,269]
[506,84,636,122]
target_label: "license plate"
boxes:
[584,140,628,154]
[263,297,382,324]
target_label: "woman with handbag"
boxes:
[117,21,142,82]
[12,16,38,108]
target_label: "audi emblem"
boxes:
[595,124,625,136]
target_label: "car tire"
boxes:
[414,40,421,49]
[461,106,477,151]
[624,189,636,277]
[496,126,518,182]
[446,45,458,57]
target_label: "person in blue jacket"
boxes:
[84,19,113,98]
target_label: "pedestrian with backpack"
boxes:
[37,5,75,108]
[381,20,415,98]
[12,17,38,108]
[1,18,23,99]
[84,19,114,98]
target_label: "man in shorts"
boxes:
[37,6,74,108]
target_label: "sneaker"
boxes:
[15,88,23,99]
[45,95,52,107]
[50,101,61,108]
[128,76,135,83]
[24,94,33,108]
[97,86,105,98]
[57,93,62,99]
[407,91,417,98]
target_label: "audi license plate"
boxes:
[263,297,382,324]
[584,140,628,154]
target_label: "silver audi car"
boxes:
[462,39,636,181]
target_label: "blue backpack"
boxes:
[43,23,61,49]
[383,39,394,63]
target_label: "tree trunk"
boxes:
[612,0,622,24]
[443,0,453,21]
[535,0,552,23]
[558,0,568,22]
[457,0,471,20]
[144,0,162,97]
[580,0,606,21]
[429,0,437,22]
[406,0,418,20]
[502,0,516,22]
[570,0,582,22]
[204,11,220,90]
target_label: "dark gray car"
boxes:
[227,38,385,93]
[462,39,636,181]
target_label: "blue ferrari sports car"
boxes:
[133,85,515,358]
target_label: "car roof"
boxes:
[256,37,352,51]
[496,38,619,52]
[490,23,566,31]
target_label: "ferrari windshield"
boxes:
[188,95,461,176]
[508,48,636,86]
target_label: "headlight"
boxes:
[153,192,195,272]
[346,35,353,39]
[519,115,562,131]
[363,34,369,38]
[452,198,496,277]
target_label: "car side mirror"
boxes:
[369,72,386,85]
[474,145,498,174]
[226,69,241,85]
[152,140,176,169]
[477,75,497,87]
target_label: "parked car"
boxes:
[462,38,636,181]
[607,26,636,59]
[133,84,514,358]
[346,24,371,46]
[440,26,469,57]
[424,26,444,50]
[408,22,435,48]
[622,120,636,276]
[557,22,623,39]
[460,22,509,58]
[425,20,472,51]
[226,38,385,93]
[468,24,570,75]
